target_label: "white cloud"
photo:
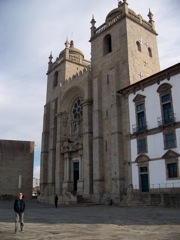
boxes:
[33,165,40,179]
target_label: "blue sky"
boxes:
[0,0,179,179]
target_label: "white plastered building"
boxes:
[120,63,180,194]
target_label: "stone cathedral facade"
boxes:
[40,0,161,204]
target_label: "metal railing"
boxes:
[133,182,180,193]
[157,113,176,127]
[132,123,147,133]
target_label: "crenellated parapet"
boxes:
[60,66,91,88]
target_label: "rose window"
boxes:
[72,98,83,119]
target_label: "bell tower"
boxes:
[90,0,160,88]
[90,0,160,201]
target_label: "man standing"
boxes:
[54,194,58,208]
[14,192,25,233]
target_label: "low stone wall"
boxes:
[123,192,180,208]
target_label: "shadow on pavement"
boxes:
[0,200,180,226]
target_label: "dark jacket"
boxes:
[54,195,58,202]
[14,199,25,213]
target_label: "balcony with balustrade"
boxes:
[132,122,148,134]
[157,113,176,127]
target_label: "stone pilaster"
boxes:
[82,99,93,196]
[55,112,65,195]
[92,75,104,200]
[110,69,125,200]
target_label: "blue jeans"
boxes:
[15,212,24,231]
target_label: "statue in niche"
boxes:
[71,121,81,136]
[62,111,68,127]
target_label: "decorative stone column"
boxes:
[66,157,70,181]
[62,153,73,193]
[77,151,84,194]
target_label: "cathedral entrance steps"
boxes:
[76,195,103,206]
[77,195,92,203]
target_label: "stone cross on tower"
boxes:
[138,72,144,79]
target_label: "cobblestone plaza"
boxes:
[0,200,180,240]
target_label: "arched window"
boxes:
[53,71,58,87]
[148,47,152,57]
[103,34,112,55]
[136,41,141,52]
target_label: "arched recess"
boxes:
[136,41,141,52]
[148,47,152,57]
[103,34,112,55]
[60,86,85,113]
[59,86,85,141]
[53,71,58,87]
[59,86,85,195]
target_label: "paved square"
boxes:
[0,200,180,240]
